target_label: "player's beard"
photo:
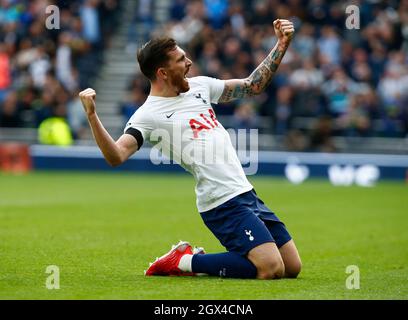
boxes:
[170,72,190,95]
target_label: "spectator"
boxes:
[170,0,187,22]
[309,116,336,152]
[317,25,341,66]
[121,88,147,122]
[80,0,101,46]
[204,0,229,30]
[67,89,87,140]
[321,67,360,116]
[273,86,293,135]
[28,45,51,89]
[377,51,408,107]
[337,93,372,137]
[291,23,316,60]
[290,58,324,89]
[290,59,328,118]
[169,1,205,46]
[0,91,23,127]
[232,100,258,131]
[56,32,77,92]
[0,43,11,102]
[284,129,309,152]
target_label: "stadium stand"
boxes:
[0,0,408,154]
[120,0,408,154]
[0,0,121,139]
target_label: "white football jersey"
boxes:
[124,76,253,212]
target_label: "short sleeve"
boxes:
[195,76,225,104]
[124,108,154,143]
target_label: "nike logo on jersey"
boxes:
[195,93,207,104]
[166,112,175,119]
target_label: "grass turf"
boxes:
[0,171,407,300]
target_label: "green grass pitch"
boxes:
[0,171,407,299]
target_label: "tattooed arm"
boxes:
[219,19,295,103]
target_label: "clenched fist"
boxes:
[79,88,97,116]
[274,19,295,44]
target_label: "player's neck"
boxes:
[150,82,180,98]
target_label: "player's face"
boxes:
[166,46,192,94]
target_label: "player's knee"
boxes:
[256,258,285,280]
[285,259,302,279]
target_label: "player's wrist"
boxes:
[87,111,97,120]
[277,38,292,48]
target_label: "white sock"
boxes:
[178,254,193,272]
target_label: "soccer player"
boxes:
[79,19,301,279]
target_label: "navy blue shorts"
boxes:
[200,189,292,256]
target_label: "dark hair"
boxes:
[137,37,178,81]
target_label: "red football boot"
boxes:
[145,241,194,276]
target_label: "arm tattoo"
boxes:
[219,42,289,103]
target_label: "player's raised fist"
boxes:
[79,88,97,116]
[273,19,295,44]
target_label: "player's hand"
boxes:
[273,19,295,44]
[79,88,97,116]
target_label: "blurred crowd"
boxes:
[2,0,408,151]
[123,0,408,152]
[0,0,120,139]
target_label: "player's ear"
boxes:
[157,67,168,80]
